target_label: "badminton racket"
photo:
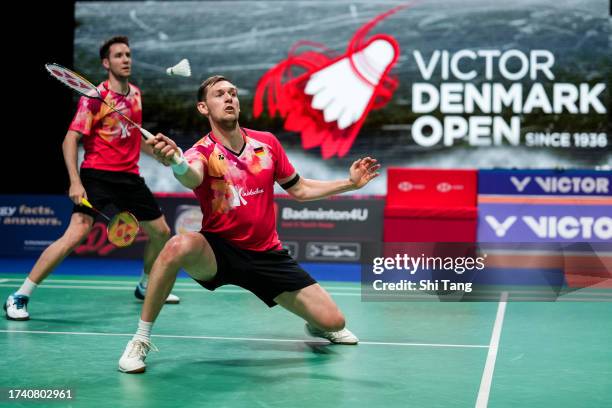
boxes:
[45,62,181,164]
[81,198,140,248]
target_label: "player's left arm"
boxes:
[282,157,380,201]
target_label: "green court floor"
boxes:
[1,274,610,408]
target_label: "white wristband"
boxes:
[171,150,189,175]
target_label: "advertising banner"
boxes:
[477,169,611,243]
[71,194,384,262]
[386,168,477,208]
[74,195,201,259]
[74,0,611,195]
[276,197,384,262]
[478,169,612,196]
[0,195,72,257]
[478,203,611,243]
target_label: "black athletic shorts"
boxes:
[195,231,317,307]
[73,168,163,221]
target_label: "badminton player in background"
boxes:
[4,36,179,321]
[118,75,380,373]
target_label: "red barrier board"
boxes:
[384,168,478,242]
[386,167,478,208]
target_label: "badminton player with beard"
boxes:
[119,75,380,373]
[4,36,179,321]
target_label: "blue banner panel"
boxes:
[0,195,73,256]
[478,203,611,243]
[478,169,612,196]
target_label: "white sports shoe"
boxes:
[305,323,359,345]
[4,294,30,321]
[118,339,157,374]
[134,283,180,304]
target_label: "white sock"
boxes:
[15,278,38,297]
[133,319,153,343]
[139,271,149,289]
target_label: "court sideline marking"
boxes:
[0,278,360,290]
[0,283,360,297]
[0,329,489,349]
[475,291,508,408]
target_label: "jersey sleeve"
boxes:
[271,135,296,181]
[68,96,100,137]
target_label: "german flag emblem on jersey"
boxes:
[254,146,265,156]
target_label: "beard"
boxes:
[216,114,239,131]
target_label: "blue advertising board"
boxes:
[478,203,611,243]
[0,195,73,256]
[478,169,611,243]
[478,169,612,196]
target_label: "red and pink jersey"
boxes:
[184,128,296,251]
[69,80,143,174]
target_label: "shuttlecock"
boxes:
[305,38,396,130]
[254,4,406,159]
[166,59,191,77]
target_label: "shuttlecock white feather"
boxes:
[304,39,395,129]
[166,59,191,77]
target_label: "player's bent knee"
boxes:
[160,234,197,265]
[64,224,92,249]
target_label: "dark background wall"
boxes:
[5,2,75,194]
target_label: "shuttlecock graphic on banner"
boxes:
[166,59,191,77]
[305,39,396,130]
[254,4,408,159]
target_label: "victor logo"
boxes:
[485,215,518,237]
[523,216,611,239]
[509,176,609,194]
[510,177,531,192]
[485,215,612,240]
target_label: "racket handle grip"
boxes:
[139,126,183,165]
[81,198,93,209]
[138,127,156,141]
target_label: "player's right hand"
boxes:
[148,133,179,166]
[69,182,87,205]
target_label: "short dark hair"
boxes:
[197,75,230,102]
[99,36,130,60]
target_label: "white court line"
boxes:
[0,278,202,286]
[475,291,508,408]
[360,340,487,348]
[0,329,488,349]
[0,279,361,291]
[0,284,361,296]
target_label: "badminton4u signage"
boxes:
[276,197,384,263]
